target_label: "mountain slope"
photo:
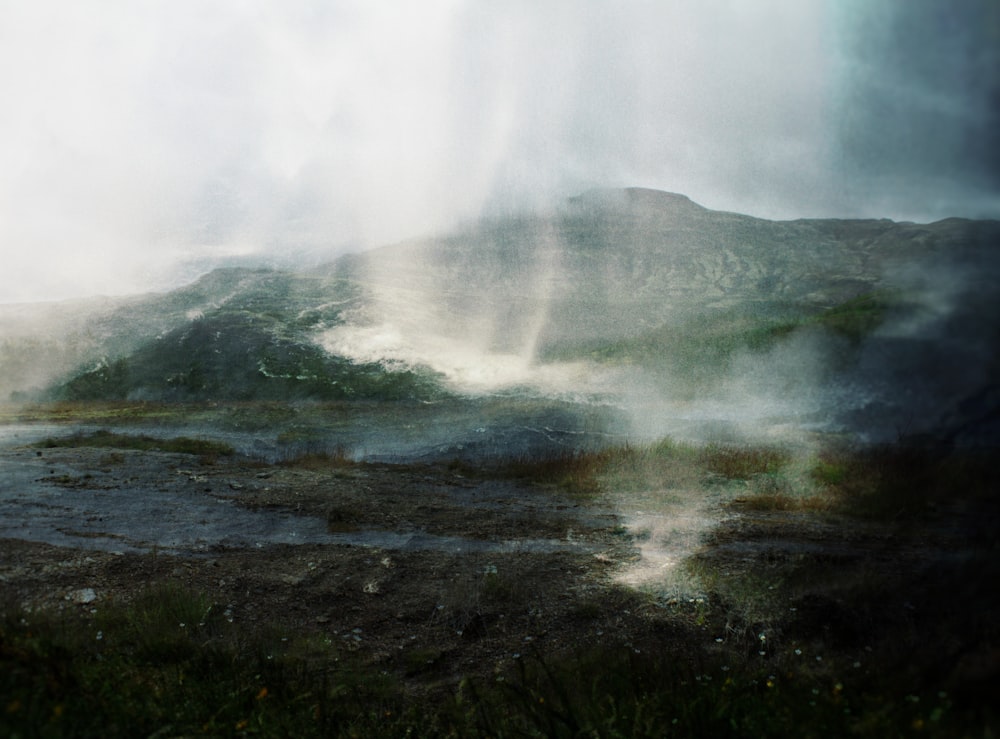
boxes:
[4,188,997,441]
[52,270,443,403]
[324,187,998,352]
[315,189,1000,402]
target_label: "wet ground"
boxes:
[2,415,996,707]
[0,422,647,685]
[0,441,615,556]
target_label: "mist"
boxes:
[2,1,997,304]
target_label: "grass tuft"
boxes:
[280,448,356,470]
[34,430,234,459]
[699,444,790,479]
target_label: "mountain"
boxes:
[323,187,998,348]
[44,268,444,403]
[4,188,998,441]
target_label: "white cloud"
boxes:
[0,1,995,303]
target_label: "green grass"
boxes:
[539,292,904,398]
[2,400,198,425]
[34,429,234,459]
[465,644,968,738]
[812,291,899,342]
[2,581,990,738]
[698,443,790,479]
[0,585,435,738]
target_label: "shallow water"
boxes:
[0,429,598,556]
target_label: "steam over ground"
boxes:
[1,2,997,452]
[315,191,1000,447]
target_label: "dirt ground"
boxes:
[0,445,652,690]
[2,440,998,702]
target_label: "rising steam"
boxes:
[318,219,609,397]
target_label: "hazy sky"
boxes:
[1,0,997,303]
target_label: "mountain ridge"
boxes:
[2,187,997,441]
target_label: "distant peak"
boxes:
[567,187,707,211]
[624,188,705,208]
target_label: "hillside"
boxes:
[50,269,444,403]
[4,188,998,440]
[327,188,998,348]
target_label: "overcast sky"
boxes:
[1,0,997,303]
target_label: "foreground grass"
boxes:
[1,584,420,738]
[2,574,993,738]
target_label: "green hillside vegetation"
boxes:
[54,306,446,403]
[20,189,998,407]
[540,291,901,395]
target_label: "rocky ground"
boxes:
[1,434,997,717]
[0,443,645,691]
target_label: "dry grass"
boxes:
[279,448,356,470]
[733,491,833,512]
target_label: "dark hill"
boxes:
[54,283,443,403]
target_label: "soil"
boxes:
[0,441,647,690]
[2,434,997,701]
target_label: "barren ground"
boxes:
[1,443,642,691]
[2,431,997,720]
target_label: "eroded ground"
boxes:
[1,442,642,688]
[1,429,997,732]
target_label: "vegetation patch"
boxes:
[2,571,993,738]
[0,585,429,738]
[812,442,996,521]
[540,291,906,398]
[698,443,790,479]
[811,290,900,342]
[34,430,234,458]
[483,438,791,498]
[50,311,449,403]
[278,448,356,470]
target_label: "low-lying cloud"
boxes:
[1,1,997,304]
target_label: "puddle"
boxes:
[0,434,598,557]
